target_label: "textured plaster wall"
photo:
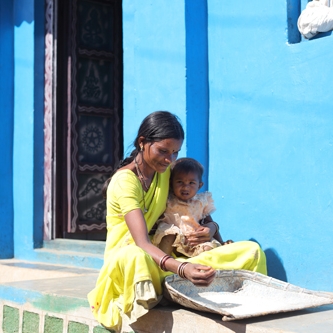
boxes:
[207,0,333,291]
[122,0,187,156]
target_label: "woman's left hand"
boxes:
[186,226,212,246]
[183,263,216,286]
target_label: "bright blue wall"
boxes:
[0,1,14,258]
[122,0,187,156]
[122,0,211,178]
[13,0,44,257]
[207,0,333,291]
[123,0,333,292]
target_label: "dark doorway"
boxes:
[55,0,123,240]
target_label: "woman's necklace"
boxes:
[134,158,149,191]
[134,158,150,213]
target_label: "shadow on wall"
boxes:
[185,0,209,188]
[14,1,34,27]
[250,238,288,282]
[264,248,288,282]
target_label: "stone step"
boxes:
[0,259,98,284]
[33,247,104,270]
[13,239,105,270]
[43,239,105,254]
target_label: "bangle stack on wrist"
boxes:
[159,254,172,271]
[177,262,189,279]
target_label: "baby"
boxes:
[152,157,232,257]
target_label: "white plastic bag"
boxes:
[298,0,333,39]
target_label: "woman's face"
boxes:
[142,138,183,174]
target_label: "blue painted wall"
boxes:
[122,0,187,156]
[2,0,332,292]
[207,0,333,291]
[13,0,44,257]
[0,1,14,258]
[123,0,333,292]
[185,0,209,189]
[122,0,210,185]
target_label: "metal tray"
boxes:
[163,270,333,321]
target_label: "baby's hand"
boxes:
[186,226,211,246]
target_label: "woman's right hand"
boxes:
[183,263,216,286]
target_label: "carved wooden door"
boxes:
[56,0,122,239]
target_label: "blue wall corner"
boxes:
[13,0,45,256]
[0,1,14,258]
[14,0,34,26]
[33,0,45,248]
[287,0,301,44]
[185,0,209,191]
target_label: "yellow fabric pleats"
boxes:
[185,241,266,274]
[88,245,163,331]
[88,169,170,331]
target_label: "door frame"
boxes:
[43,0,123,240]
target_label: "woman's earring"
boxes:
[140,144,144,152]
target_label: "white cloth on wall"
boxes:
[298,0,333,39]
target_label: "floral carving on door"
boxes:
[67,0,122,233]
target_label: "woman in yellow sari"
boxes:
[88,111,267,332]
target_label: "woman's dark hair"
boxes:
[102,111,184,197]
[170,157,204,183]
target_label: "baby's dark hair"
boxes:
[170,157,204,183]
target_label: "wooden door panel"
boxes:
[56,0,122,239]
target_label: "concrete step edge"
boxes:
[43,239,105,254]
[31,248,104,270]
